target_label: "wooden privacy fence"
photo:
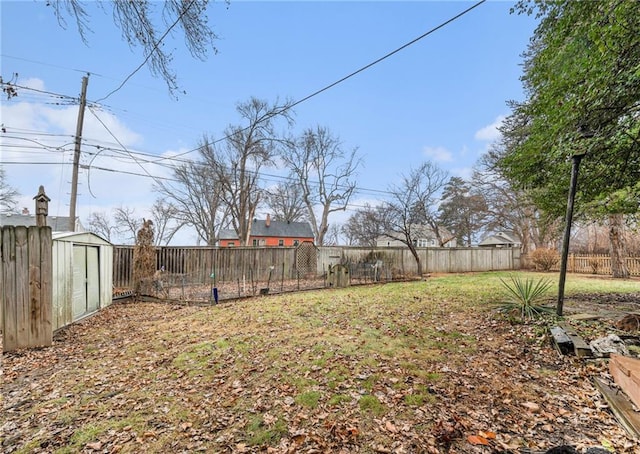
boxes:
[113,245,521,289]
[550,254,640,276]
[1,226,52,351]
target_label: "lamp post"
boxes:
[557,125,593,316]
[556,152,584,316]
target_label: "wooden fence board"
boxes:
[38,227,53,346]
[28,227,41,343]
[2,227,18,350]
[15,227,29,348]
[1,226,53,352]
[112,245,521,289]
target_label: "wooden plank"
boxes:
[558,323,593,358]
[610,354,640,409]
[15,226,30,349]
[550,326,573,355]
[593,377,640,438]
[28,227,41,346]
[0,228,5,337]
[2,227,18,351]
[39,227,53,346]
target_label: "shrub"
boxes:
[530,248,560,271]
[497,274,554,320]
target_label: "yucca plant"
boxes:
[497,275,554,320]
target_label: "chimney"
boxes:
[265,214,271,227]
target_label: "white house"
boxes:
[376,225,457,248]
[478,231,521,248]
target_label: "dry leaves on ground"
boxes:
[2,279,639,453]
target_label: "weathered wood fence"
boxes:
[1,226,53,351]
[112,245,522,289]
[550,254,640,276]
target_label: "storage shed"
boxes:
[52,232,113,331]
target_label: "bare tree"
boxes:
[264,181,308,223]
[155,156,227,246]
[49,0,218,96]
[342,204,388,246]
[207,98,294,246]
[0,167,19,212]
[86,211,116,241]
[113,206,142,244]
[472,147,560,255]
[150,198,183,246]
[384,161,449,276]
[324,223,342,246]
[282,126,361,246]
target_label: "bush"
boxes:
[530,248,560,271]
[497,275,554,320]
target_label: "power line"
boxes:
[156,0,487,161]
[95,0,198,103]
[5,2,486,208]
[0,53,100,76]
[288,0,487,111]
[86,106,172,196]
[0,82,75,101]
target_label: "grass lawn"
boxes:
[2,271,639,453]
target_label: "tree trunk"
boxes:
[408,243,422,277]
[608,213,629,279]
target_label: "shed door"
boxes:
[72,245,101,320]
[86,246,100,313]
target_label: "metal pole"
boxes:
[557,153,583,316]
[69,75,89,231]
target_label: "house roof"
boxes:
[377,224,454,243]
[219,218,314,241]
[478,231,521,246]
[0,213,83,232]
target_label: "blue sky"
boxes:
[1,1,538,244]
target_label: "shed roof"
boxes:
[52,231,112,245]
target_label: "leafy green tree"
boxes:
[501,0,640,277]
[438,176,487,246]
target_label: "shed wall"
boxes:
[52,235,113,331]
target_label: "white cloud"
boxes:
[474,115,505,142]
[21,77,46,92]
[1,96,151,224]
[451,166,473,180]
[422,145,453,163]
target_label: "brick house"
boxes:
[218,215,314,247]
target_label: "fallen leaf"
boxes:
[479,431,496,439]
[467,435,490,446]
[385,420,397,433]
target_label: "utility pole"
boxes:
[69,75,89,231]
